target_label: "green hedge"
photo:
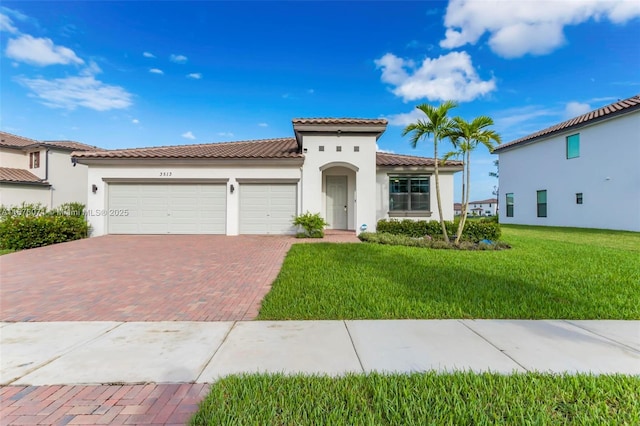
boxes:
[0,203,89,250]
[376,218,501,242]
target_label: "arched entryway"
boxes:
[320,162,358,230]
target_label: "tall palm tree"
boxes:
[403,101,458,243]
[447,116,501,244]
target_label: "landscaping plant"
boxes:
[292,211,329,238]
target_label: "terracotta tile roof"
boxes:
[376,152,463,168]
[0,167,48,185]
[73,138,303,159]
[43,140,103,151]
[0,131,39,148]
[292,118,388,125]
[470,198,498,204]
[494,94,640,152]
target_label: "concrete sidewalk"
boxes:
[1,320,638,386]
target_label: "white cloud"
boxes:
[217,132,234,137]
[376,143,394,154]
[5,34,84,66]
[0,13,17,33]
[16,74,133,111]
[149,68,164,75]
[385,109,426,126]
[170,54,188,63]
[182,131,196,140]
[375,51,496,102]
[258,122,268,127]
[143,51,155,58]
[132,118,139,124]
[187,73,202,79]
[493,105,556,129]
[80,60,102,76]
[564,101,591,118]
[441,0,640,58]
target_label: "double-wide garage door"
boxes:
[239,183,297,234]
[108,183,226,234]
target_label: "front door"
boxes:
[326,176,348,229]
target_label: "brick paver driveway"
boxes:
[0,235,293,322]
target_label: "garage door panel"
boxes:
[108,183,226,234]
[239,183,297,235]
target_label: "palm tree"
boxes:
[447,116,501,244]
[403,101,458,243]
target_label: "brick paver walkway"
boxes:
[1,384,209,425]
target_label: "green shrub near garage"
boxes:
[0,203,89,251]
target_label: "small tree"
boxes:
[403,101,458,243]
[446,116,501,244]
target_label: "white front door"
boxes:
[326,176,348,229]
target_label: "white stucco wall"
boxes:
[376,170,457,223]
[0,148,28,169]
[48,149,89,207]
[300,134,377,232]
[85,163,301,236]
[0,184,51,207]
[498,111,640,231]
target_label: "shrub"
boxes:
[0,202,47,219]
[0,203,89,250]
[358,232,510,251]
[376,218,500,242]
[293,211,329,238]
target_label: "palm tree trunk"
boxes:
[434,140,449,243]
[454,153,466,244]
[459,149,472,243]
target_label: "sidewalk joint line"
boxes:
[562,320,640,354]
[457,320,529,372]
[343,320,365,373]
[195,321,237,383]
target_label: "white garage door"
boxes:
[108,183,226,234]
[239,183,297,234]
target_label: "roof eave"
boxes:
[73,157,305,167]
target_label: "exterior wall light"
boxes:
[230,184,235,194]
[92,184,98,194]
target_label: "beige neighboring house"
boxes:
[454,199,497,216]
[0,131,101,209]
[73,118,463,236]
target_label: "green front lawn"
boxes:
[258,225,640,319]
[0,249,14,256]
[191,372,640,425]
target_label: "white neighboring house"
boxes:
[468,198,498,216]
[494,95,640,232]
[0,131,100,209]
[73,118,462,236]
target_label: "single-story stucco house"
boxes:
[73,118,462,236]
[494,94,639,232]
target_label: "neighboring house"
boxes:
[468,198,498,216]
[0,131,100,209]
[494,94,640,232]
[454,199,497,216]
[73,118,462,236]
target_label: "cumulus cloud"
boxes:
[132,118,139,124]
[374,51,496,102]
[441,0,640,58]
[182,131,196,140]
[376,143,394,153]
[16,74,133,111]
[187,73,202,79]
[149,68,164,75]
[564,101,592,118]
[258,122,268,127]
[385,108,427,126]
[5,34,84,66]
[170,54,188,63]
[143,51,155,58]
[0,13,17,33]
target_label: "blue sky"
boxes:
[2,1,639,201]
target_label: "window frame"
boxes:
[505,193,514,217]
[537,190,547,218]
[29,151,40,169]
[576,193,583,204]
[388,175,430,213]
[566,133,580,159]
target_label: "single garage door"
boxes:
[239,183,297,234]
[108,183,226,234]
